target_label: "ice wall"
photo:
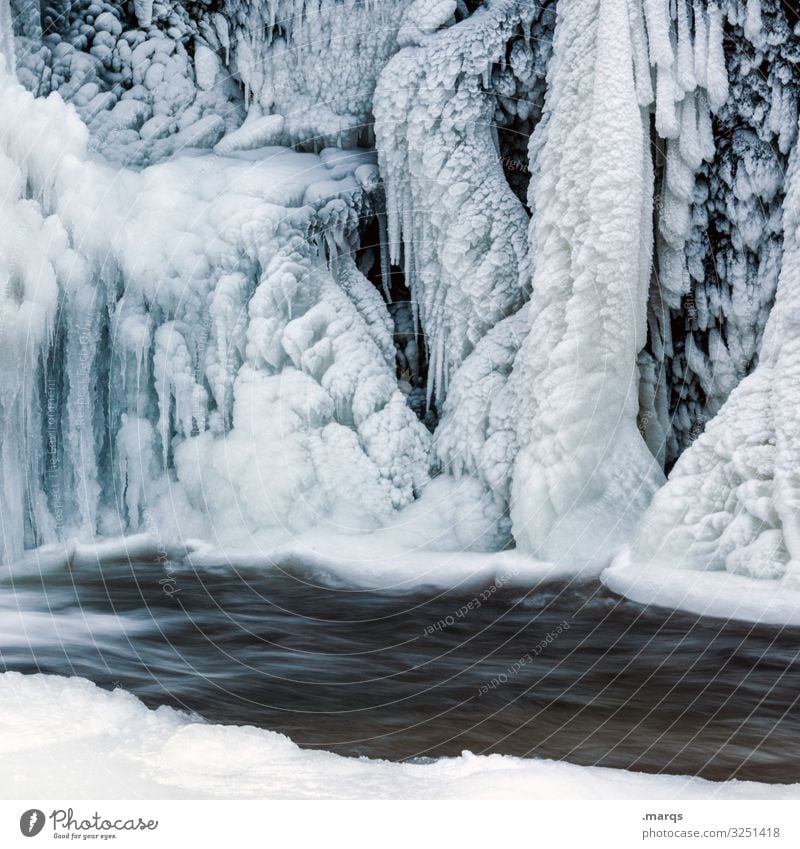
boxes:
[0,30,430,562]
[640,0,800,466]
[507,0,664,564]
[374,0,532,408]
[630,116,800,585]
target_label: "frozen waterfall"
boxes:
[1,0,800,622]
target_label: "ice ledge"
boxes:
[603,547,800,628]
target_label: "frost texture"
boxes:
[507,0,664,564]
[640,0,800,466]
[0,38,429,562]
[631,118,800,585]
[374,0,532,407]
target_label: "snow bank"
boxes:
[2,673,797,800]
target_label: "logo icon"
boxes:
[19,809,45,837]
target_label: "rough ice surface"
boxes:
[617,113,800,587]
[508,0,664,565]
[374,0,532,407]
[2,672,798,799]
[0,39,430,562]
[2,0,800,622]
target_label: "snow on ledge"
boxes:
[2,534,200,578]
[3,478,608,593]
[181,532,600,594]
[1,673,796,800]
[602,548,800,628]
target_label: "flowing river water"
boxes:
[1,561,798,783]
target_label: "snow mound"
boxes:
[2,672,797,800]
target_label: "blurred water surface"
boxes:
[1,562,798,782]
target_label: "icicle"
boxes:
[693,0,708,89]
[0,0,15,73]
[706,2,729,112]
[643,0,674,67]
[676,0,697,92]
[665,138,695,202]
[510,0,664,563]
[628,116,800,582]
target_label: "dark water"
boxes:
[1,561,798,783]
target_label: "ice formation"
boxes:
[640,0,800,466]
[1,0,800,611]
[0,7,430,563]
[627,113,800,585]
[374,0,533,407]
[508,0,664,564]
